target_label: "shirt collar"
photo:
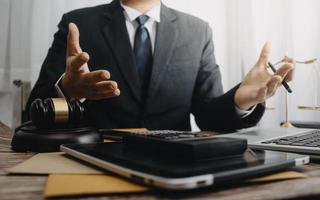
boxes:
[120,0,161,23]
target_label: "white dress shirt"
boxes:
[55,1,255,118]
[120,1,160,53]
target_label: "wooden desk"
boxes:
[1,122,320,200]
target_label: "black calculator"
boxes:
[122,130,248,161]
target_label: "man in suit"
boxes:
[27,0,294,131]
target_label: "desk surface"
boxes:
[1,122,320,200]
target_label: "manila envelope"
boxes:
[44,174,149,198]
[7,151,306,197]
[44,171,306,198]
[246,171,306,183]
[6,128,147,174]
[6,152,105,175]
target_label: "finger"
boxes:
[92,81,118,93]
[257,42,271,67]
[275,63,294,80]
[87,89,120,100]
[82,70,111,84]
[67,23,82,56]
[68,52,89,73]
[282,59,295,82]
[253,84,268,102]
[267,75,282,88]
[283,66,295,82]
[266,75,282,96]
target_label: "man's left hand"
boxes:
[234,42,295,110]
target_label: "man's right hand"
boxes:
[60,23,120,100]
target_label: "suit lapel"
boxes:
[101,1,141,103]
[147,4,178,100]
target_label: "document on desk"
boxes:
[246,171,306,183]
[6,129,147,174]
[6,152,105,174]
[6,152,307,197]
[44,171,306,198]
[44,174,149,198]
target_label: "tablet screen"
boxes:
[63,142,303,178]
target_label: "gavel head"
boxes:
[30,98,84,129]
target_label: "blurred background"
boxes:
[0,0,319,129]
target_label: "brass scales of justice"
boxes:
[267,56,319,128]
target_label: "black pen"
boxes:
[267,62,292,93]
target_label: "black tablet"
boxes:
[61,142,309,190]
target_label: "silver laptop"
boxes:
[224,128,320,158]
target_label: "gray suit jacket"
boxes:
[27,0,265,131]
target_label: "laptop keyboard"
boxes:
[262,130,320,147]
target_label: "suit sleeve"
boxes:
[25,14,68,116]
[191,23,265,132]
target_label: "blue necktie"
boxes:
[134,15,153,99]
